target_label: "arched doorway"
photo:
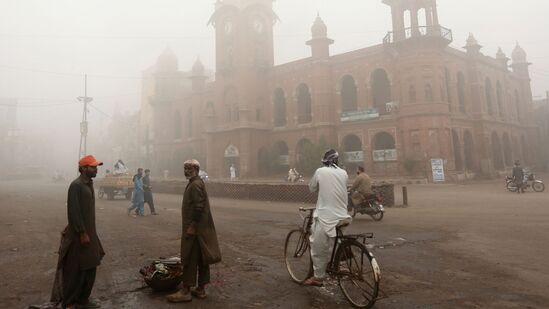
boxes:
[257,147,269,176]
[340,75,358,112]
[491,132,504,170]
[273,141,289,173]
[502,133,512,167]
[372,132,396,161]
[224,144,240,178]
[342,134,363,171]
[371,69,392,115]
[464,130,474,171]
[452,130,463,171]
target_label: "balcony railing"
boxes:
[383,25,452,45]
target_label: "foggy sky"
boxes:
[0,0,548,170]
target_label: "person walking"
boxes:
[229,164,236,181]
[143,169,158,215]
[128,168,145,216]
[512,160,525,194]
[303,149,351,287]
[167,159,221,303]
[51,155,105,309]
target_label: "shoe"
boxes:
[190,287,207,299]
[167,290,192,303]
[151,212,158,215]
[77,300,101,308]
[302,277,324,287]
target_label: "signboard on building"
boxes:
[340,109,380,122]
[278,155,289,166]
[372,149,397,162]
[344,151,364,163]
[431,158,445,182]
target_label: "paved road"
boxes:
[1,178,548,308]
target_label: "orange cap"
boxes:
[79,155,103,167]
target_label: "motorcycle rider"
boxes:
[349,166,375,208]
[512,160,525,194]
[303,149,351,287]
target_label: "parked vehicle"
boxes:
[506,172,545,193]
[96,174,134,200]
[348,192,385,221]
[199,170,209,181]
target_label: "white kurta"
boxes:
[308,165,351,278]
[309,165,351,237]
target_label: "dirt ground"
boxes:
[1,176,548,309]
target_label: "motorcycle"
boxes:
[505,173,545,192]
[347,191,385,221]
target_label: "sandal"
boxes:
[190,287,207,299]
[302,277,323,287]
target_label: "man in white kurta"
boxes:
[305,149,351,286]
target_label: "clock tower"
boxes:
[207,0,277,178]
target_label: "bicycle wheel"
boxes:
[335,240,380,309]
[284,229,312,283]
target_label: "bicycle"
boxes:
[284,207,381,308]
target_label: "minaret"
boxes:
[190,58,207,93]
[511,43,531,80]
[306,14,333,60]
[496,47,509,70]
[464,33,482,56]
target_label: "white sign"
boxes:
[431,158,445,182]
[345,151,364,163]
[278,155,289,165]
[372,149,397,162]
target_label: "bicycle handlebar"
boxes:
[299,207,316,212]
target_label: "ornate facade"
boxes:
[140,0,543,180]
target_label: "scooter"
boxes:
[348,192,385,221]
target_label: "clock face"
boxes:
[252,18,264,34]
[224,20,233,35]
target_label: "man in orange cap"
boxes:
[51,155,105,309]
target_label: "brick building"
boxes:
[139,0,543,180]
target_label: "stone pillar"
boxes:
[392,6,406,41]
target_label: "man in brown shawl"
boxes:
[167,159,221,303]
[51,155,105,309]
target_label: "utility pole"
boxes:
[77,74,93,159]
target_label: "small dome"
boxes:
[512,43,527,64]
[496,47,507,59]
[156,47,178,72]
[192,58,205,75]
[311,14,327,39]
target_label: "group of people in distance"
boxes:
[127,168,157,216]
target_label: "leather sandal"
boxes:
[302,277,324,287]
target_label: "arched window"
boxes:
[273,88,286,127]
[514,90,521,121]
[457,72,466,113]
[425,84,434,102]
[409,85,416,103]
[205,101,215,116]
[296,138,313,163]
[485,78,494,115]
[174,111,182,139]
[452,130,463,171]
[296,83,312,124]
[464,130,474,170]
[371,69,392,115]
[496,81,504,118]
[445,68,452,105]
[502,133,512,167]
[340,75,358,112]
[343,134,363,165]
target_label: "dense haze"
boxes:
[1,0,548,174]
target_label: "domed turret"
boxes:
[156,47,178,72]
[311,14,327,39]
[512,43,528,64]
[192,57,205,76]
[496,47,509,69]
